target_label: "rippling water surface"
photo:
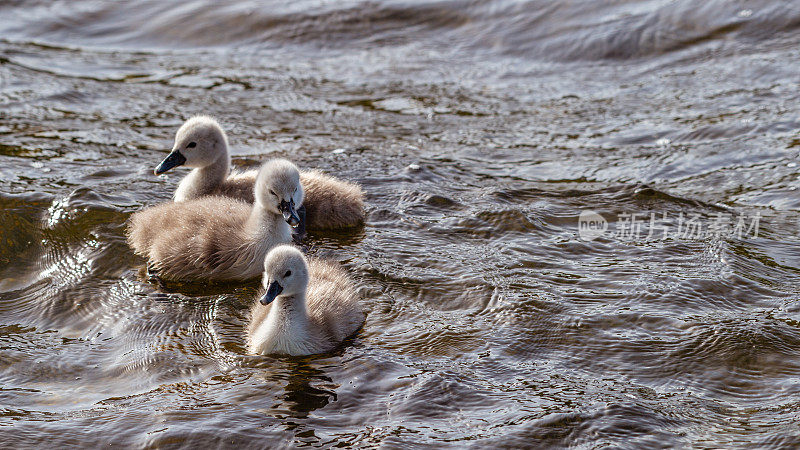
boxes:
[2,0,800,447]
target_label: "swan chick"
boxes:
[301,169,366,230]
[247,245,364,356]
[127,158,304,282]
[155,116,366,229]
[155,115,238,202]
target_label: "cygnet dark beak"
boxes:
[154,150,187,175]
[259,280,283,305]
[280,198,301,228]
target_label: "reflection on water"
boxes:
[1,0,800,447]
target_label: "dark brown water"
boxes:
[1,0,800,447]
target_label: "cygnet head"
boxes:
[255,158,304,228]
[259,245,309,305]
[154,116,229,175]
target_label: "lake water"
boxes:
[1,0,800,447]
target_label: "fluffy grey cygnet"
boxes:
[127,158,303,282]
[246,245,364,356]
[156,116,366,230]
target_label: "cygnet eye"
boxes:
[186,142,197,148]
[284,270,292,277]
[269,190,277,197]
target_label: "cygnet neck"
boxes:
[253,292,318,355]
[246,197,291,239]
[175,154,230,201]
[273,294,308,317]
[268,293,312,332]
